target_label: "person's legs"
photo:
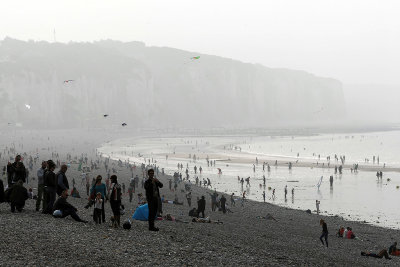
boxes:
[46,188,56,213]
[319,233,325,245]
[101,199,105,223]
[148,200,158,230]
[378,249,390,259]
[16,203,24,212]
[36,184,43,211]
[324,232,328,247]
[62,208,84,222]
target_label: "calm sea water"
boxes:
[98,130,400,229]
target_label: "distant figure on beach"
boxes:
[272,189,275,199]
[262,191,266,202]
[319,219,328,247]
[230,193,235,206]
[44,160,57,214]
[36,161,47,212]
[316,200,320,215]
[144,169,163,231]
[284,185,288,199]
[197,196,205,218]
[361,249,391,259]
[329,175,333,187]
[220,195,227,213]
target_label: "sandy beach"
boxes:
[0,129,399,266]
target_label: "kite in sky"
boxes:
[103,114,109,118]
[25,104,31,109]
[122,123,127,127]
[191,56,200,60]
[63,80,74,83]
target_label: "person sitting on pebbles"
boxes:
[53,189,87,223]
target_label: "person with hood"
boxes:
[7,155,27,186]
[9,180,29,212]
[144,169,163,231]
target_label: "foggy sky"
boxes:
[1,0,400,86]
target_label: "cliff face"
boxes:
[0,38,346,128]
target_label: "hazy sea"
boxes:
[98,130,400,229]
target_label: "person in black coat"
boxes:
[197,196,206,218]
[144,169,163,231]
[9,180,29,212]
[7,155,27,186]
[0,179,5,203]
[44,160,57,214]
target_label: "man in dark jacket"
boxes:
[7,155,27,186]
[56,165,69,196]
[144,169,163,231]
[0,179,5,203]
[53,189,87,223]
[9,180,29,212]
[44,160,57,214]
[220,195,227,214]
[197,196,206,218]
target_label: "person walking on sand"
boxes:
[319,219,329,247]
[262,191,266,202]
[144,169,163,231]
[230,193,235,207]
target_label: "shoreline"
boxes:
[1,129,399,266]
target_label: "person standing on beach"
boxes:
[197,196,206,218]
[144,169,163,231]
[316,200,320,215]
[90,175,107,223]
[109,175,122,228]
[230,193,235,206]
[262,191,266,202]
[56,165,69,196]
[220,195,226,213]
[186,191,192,207]
[44,160,56,214]
[36,161,47,212]
[319,219,329,247]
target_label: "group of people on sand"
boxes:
[0,154,144,229]
[320,219,400,260]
